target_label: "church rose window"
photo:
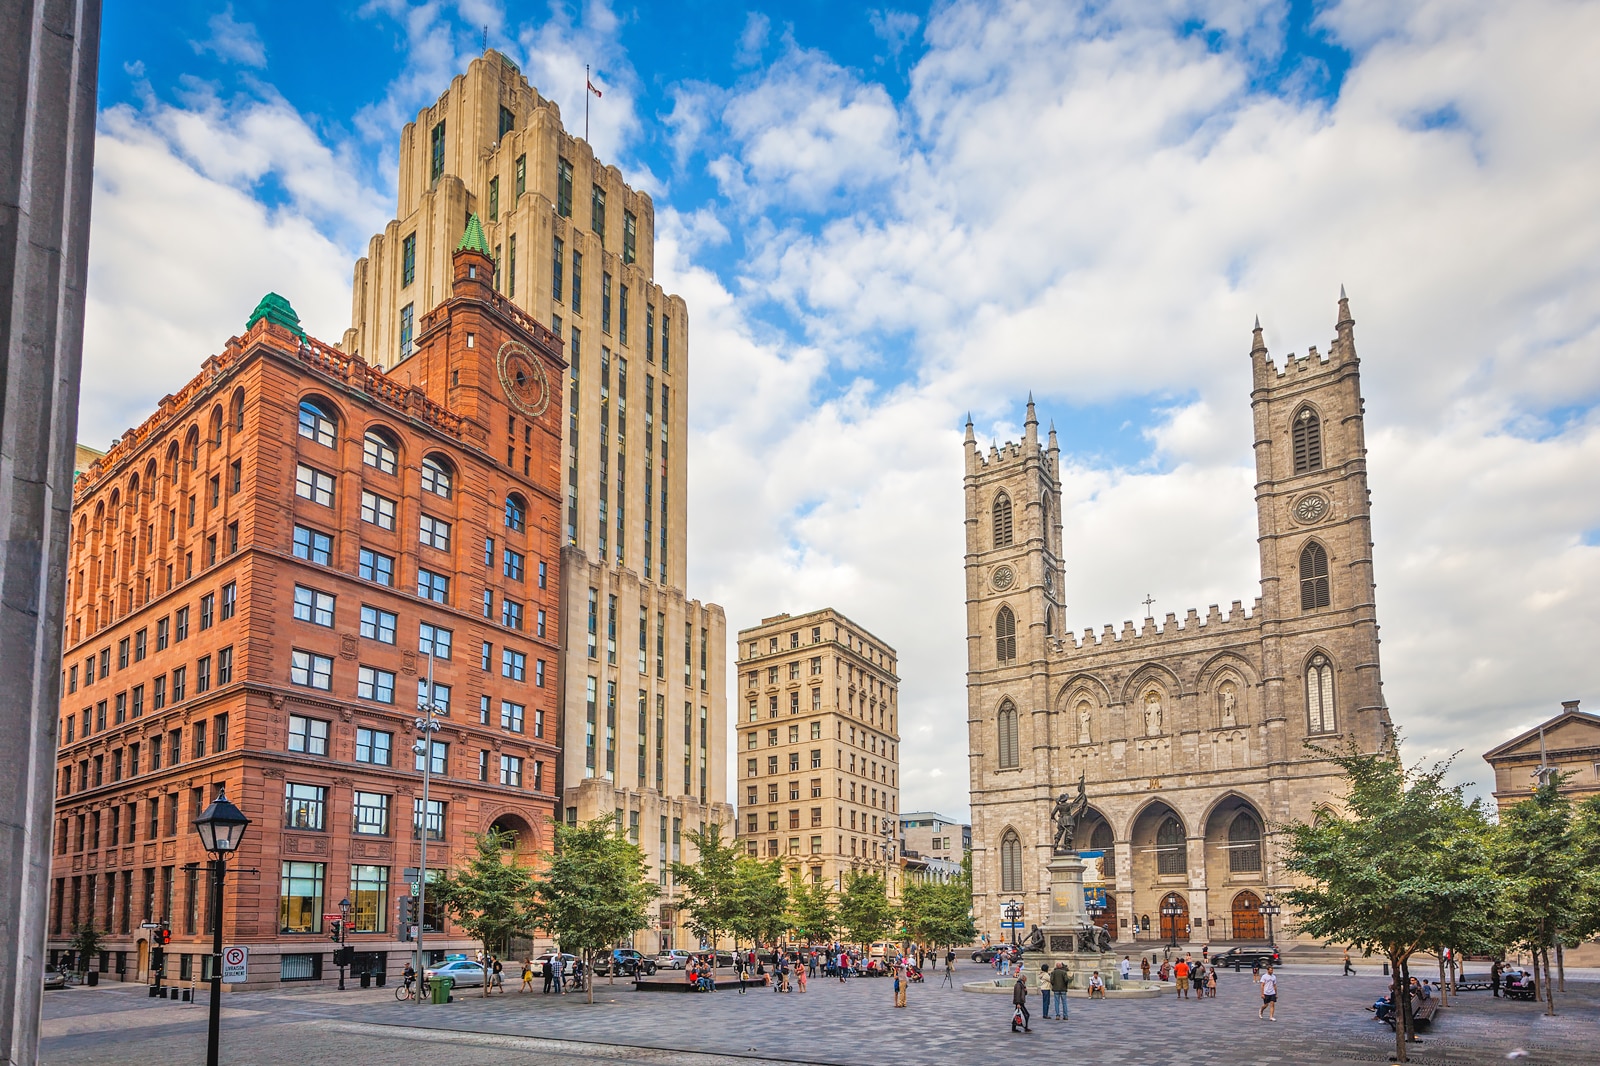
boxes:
[1299,541,1330,609]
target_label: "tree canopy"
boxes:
[836,871,895,948]
[786,870,838,944]
[669,823,742,950]
[433,827,538,995]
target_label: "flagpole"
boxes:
[585,63,590,141]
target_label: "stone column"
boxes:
[0,2,101,1063]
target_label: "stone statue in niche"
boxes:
[1218,683,1237,728]
[1076,701,1092,745]
[1144,690,1163,736]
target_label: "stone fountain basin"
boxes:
[962,979,1165,999]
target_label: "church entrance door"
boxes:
[1232,891,1265,940]
[1158,892,1189,942]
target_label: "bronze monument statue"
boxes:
[1051,772,1089,855]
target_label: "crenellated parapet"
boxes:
[1052,599,1263,657]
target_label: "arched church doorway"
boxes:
[1093,893,1117,938]
[1159,892,1190,942]
[1232,890,1265,940]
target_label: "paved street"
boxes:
[40,963,1600,1066]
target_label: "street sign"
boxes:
[140,922,165,930]
[1000,921,1023,929]
[222,946,248,984]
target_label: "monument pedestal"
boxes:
[1038,853,1119,989]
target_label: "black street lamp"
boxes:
[194,786,250,1066]
[1260,892,1282,947]
[1160,897,1183,950]
[1002,899,1023,946]
[1085,897,1105,931]
[336,898,352,990]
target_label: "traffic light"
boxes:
[399,896,416,927]
[159,928,171,946]
[150,948,166,974]
[328,919,342,943]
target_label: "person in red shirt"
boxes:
[1175,957,1191,999]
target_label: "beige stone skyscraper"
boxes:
[734,610,903,896]
[345,50,731,951]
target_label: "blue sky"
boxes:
[84,0,1600,815]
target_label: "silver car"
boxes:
[424,959,489,989]
[654,949,691,970]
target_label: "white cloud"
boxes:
[868,9,920,63]
[666,0,1600,815]
[191,6,267,68]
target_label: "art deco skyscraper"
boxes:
[344,50,731,950]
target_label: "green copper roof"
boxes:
[457,213,491,256]
[245,292,305,339]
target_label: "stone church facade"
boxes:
[965,295,1394,947]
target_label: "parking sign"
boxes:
[222,946,248,984]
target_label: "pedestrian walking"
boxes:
[798,961,808,993]
[491,956,505,993]
[541,957,554,994]
[1342,949,1354,976]
[1036,963,1052,1021]
[1206,966,1217,998]
[1491,960,1502,998]
[1141,956,1151,981]
[1049,962,1070,1019]
[1011,972,1032,1032]
[1120,956,1132,982]
[1258,964,1278,1020]
[1174,956,1190,999]
[520,958,533,993]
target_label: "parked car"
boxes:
[43,969,66,991]
[971,945,1002,963]
[655,949,691,970]
[594,949,657,976]
[710,951,738,968]
[424,959,488,988]
[536,952,578,978]
[1211,946,1281,971]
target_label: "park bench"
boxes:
[1456,973,1492,991]
[1378,997,1439,1032]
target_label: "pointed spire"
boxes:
[456,213,491,255]
[1337,285,1353,327]
[963,415,976,445]
[1251,314,1267,357]
[1024,394,1038,425]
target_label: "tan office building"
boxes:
[342,49,731,951]
[735,610,902,895]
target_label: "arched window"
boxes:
[209,406,224,445]
[992,493,1014,548]
[1229,812,1263,872]
[1156,816,1187,874]
[362,429,398,474]
[1091,821,1115,876]
[999,829,1022,892]
[995,606,1017,662]
[421,455,453,498]
[1299,541,1329,609]
[1306,655,1336,734]
[231,388,246,432]
[298,399,337,448]
[1292,406,1322,473]
[997,701,1019,769]
[504,493,526,532]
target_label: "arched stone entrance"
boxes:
[1093,892,1117,937]
[1232,890,1265,940]
[1159,892,1190,943]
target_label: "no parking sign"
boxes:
[222,946,248,984]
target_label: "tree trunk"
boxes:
[1542,946,1556,1016]
[1390,954,1409,1064]
[587,949,595,1005]
[1556,940,1565,992]
[1437,951,1448,1007]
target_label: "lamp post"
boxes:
[1260,892,1281,948]
[336,898,351,990]
[194,785,250,1066]
[1002,899,1023,946]
[412,651,445,1001]
[1086,897,1105,933]
[1161,898,1183,950]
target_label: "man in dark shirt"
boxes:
[1012,973,1032,1032]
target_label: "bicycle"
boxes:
[395,976,425,1001]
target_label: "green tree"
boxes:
[787,870,837,944]
[836,871,895,949]
[731,858,789,948]
[669,823,741,951]
[527,817,658,1003]
[433,826,538,995]
[69,923,104,976]
[1281,737,1498,1063]
[901,870,978,950]
[1491,774,1583,1015]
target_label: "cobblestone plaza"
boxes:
[40,963,1600,1066]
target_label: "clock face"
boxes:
[1294,494,1329,523]
[496,341,551,418]
[991,565,1015,591]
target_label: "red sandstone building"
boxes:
[48,228,564,987]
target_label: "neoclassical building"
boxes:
[965,295,1393,946]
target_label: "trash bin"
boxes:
[180,988,192,1002]
[86,971,99,987]
[430,976,453,1004]
[359,973,371,989]
[375,972,386,987]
